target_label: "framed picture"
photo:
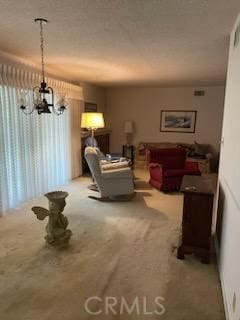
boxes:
[160,110,197,133]
[85,102,97,112]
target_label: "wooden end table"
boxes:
[122,145,134,165]
[177,175,214,264]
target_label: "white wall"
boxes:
[106,86,225,153]
[217,14,240,320]
[80,82,106,113]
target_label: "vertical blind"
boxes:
[0,85,71,214]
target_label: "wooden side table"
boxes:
[122,145,134,164]
[177,175,214,264]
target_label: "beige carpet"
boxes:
[0,169,225,320]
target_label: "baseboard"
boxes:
[214,235,230,320]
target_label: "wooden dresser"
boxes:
[177,175,214,264]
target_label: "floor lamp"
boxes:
[81,112,105,146]
[81,112,105,191]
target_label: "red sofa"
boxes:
[147,148,201,192]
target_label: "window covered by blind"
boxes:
[0,85,71,214]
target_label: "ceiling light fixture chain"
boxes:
[39,18,45,83]
[18,18,67,116]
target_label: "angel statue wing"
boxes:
[31,206,49,220]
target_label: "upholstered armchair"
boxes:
[147,148,201,192]
[84,147,135,200]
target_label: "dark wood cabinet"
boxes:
[177,175,214,264]
[95,134,110,154]
[81,132,110,173]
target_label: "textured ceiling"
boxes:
[0,0,240,87]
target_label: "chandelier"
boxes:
[19,18,67,115]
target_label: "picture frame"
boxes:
[160,110,197,133]
[85,102,97,112]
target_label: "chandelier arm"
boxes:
[21,106,36,115]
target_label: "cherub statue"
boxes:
[32,191,72,247]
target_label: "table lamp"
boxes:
[81,112,105,146]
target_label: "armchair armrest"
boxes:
[101,167,133,179]
[148,162,162,169]
[101,160,129,171]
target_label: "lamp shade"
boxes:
[81,112,105,129]
[124,121,133,133]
